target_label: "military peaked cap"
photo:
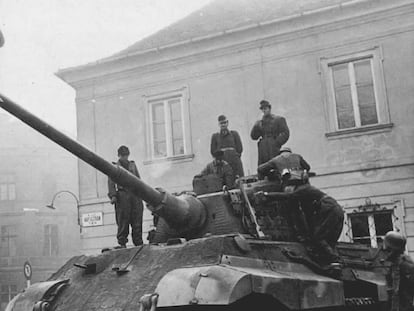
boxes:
[118,145,130,156]
[218,115,227,122]
[259,100,271,109]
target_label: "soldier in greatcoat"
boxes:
[108,145,144,248]
[251,100,290,165]
[210,115,244,178]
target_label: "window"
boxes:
[43,224,58,256]
[321,47,391,136]
[348,211,393,247]
[342,199,405,248]
[150,97,184,158]
[331,59,378,129]
[0,175,16,201]
[0,225,17,257]
[0,284,17,310]
[144,87,193,163]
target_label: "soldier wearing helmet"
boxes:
[108,145,144,248]
[257,146,311,189]
[383,231,414,311]
[256,147,313,249]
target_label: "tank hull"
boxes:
[8,235,387,311]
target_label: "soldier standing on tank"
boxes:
[383,231,414,311]
[250,100,290,165]
[198,149,235,189]
[254,184,344,268]
[108,145,144,248]
[210,115,244,178]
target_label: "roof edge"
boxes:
[56,0,372,76]
[56,0,413,83]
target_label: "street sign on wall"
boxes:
[81,212,103,227]
[23,261,32,280]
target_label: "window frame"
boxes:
[149,96,186,159]
[143,86,194,164]
[320,46,392,138]
[0,225,17,257]
[0,174,16,201]
[340,199,406,248]
[43,224,59,256]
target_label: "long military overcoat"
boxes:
[250,114,290,165]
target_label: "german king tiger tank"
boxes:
[1,94,391,311]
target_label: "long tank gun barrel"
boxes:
[0,94,206,233]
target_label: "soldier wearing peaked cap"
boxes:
[108,145,144,248]
[210,115,244,178]
[251,100,290,165]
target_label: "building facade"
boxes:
[57,0,414,255]
[0,115,80,311]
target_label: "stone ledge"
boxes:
[325,123,393,139]
[143,153,194,165]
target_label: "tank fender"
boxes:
[351,269,388,301]
[6,279,69,311]
[155,265,251,307]
[155,263,345,309]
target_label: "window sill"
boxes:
[143,153,195,165]
[325,123,393,140]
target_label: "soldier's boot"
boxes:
[310,240,342,267]
[114,244,127,249]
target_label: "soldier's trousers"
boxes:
[311,196,344,263]
[115,190,143,246]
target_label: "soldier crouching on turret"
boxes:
[196,149,235,190]
[108,145,144,248]
[383,231,414,311]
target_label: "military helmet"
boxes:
[383,231,406,252]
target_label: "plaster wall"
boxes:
[70,4,414,254]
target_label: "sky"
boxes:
[0,0,211,136]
